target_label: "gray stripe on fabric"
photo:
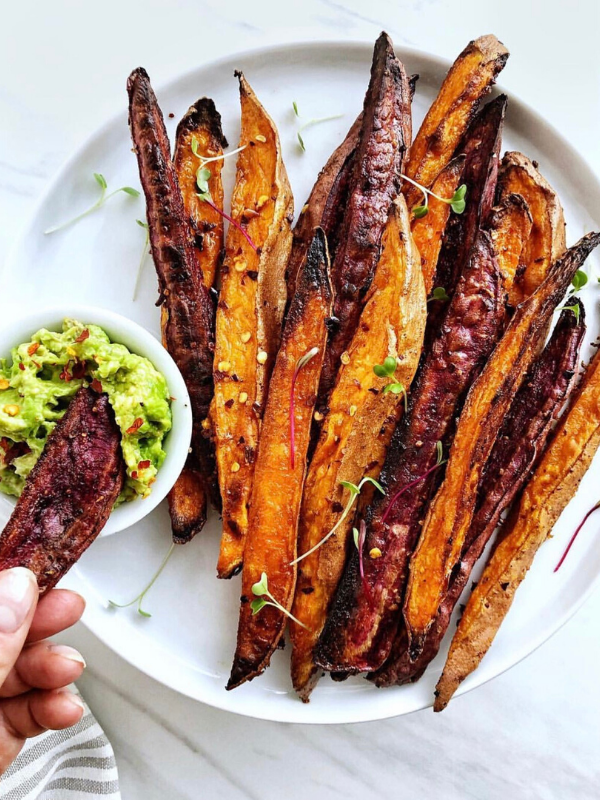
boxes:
[44,776,121,795]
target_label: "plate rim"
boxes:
[4,37,600,724]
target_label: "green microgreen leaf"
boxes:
[297,132,306,152]
[109,542,175,617]
[353,527,360,549]
[251,571,270,597]
[250,597,268,615]
[250,571,307,627]
[383,381,408,411]
[360,476,385,495]
[412,204,429,219]
[136,218,148,229]
[436,440,443,465]
[449,184,467,214]
[373,356,397,378]
[44,172,140,234]
[561,303,581,324]
[401,173,467,217]
[196,167,212,196]
[191,135,200,158]
[571,269,589,292]
[339,480,360,496]
[429,286,450,303]
[293,100,300,117]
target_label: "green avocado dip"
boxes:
[0,319,172,504]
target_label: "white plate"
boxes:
[3,41,600,724]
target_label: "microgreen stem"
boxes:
[109,542,175,617]
[356,519,371,599]
[290,347,320,469]
[250,572,307,628]
[400,173,466,217]
[195,145,247,168]
[554,500,600,572]
[44,174,140,234]
[291,476,384,565]
[132,220,150,301]
[381,459,446,524]
[201,197,258,252]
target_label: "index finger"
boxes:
[26,590,85,643]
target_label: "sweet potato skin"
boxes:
[404,35,509,209]
[128,68,217,537]
[497,152,566,305]
[435,288,600,710]
[411,156,464,295]
[214,73,293,578]
[290,198,426,699]
[404,233,600,657]
[0,388,124,593]
[227,230,332,689]
[372,301,585,687]
[286,115,361,302]
[167,453,207,544]
[488,193,533,296]
[174,98,228,289]
[315,231,504,674]
[317,32,412,410]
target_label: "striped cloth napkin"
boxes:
[0,693,120,799]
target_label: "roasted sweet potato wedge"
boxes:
[317,32,412,410]
[435,297,600,710]
[286,115,361,302]
[411,156,465,294]
[315,230,505,674]
[227,230,332,689]
[290,198,426,700]
[403,35,509,209]
[488,193,533,297]
[404,233,600,657]
[497,152,566,306]
[372,301,585,687]
[128,68,218,539]
[213,72,294,578]
[167,453,207,545]
[0,387,124,593]
[174,98,228,289]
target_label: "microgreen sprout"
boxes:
[571,269,589,292]
[44,173,140,234]
[291,476,384,565]
[190,136,247,169]
[428,286,450,304]
[109,542,175,617]
[290,347,320,468]
[194,164,258,252]
[381,442,447,524]
[132,219,150,301]
[401,173,467,219]
[373,356,408,410]
[292,101,343,152]
[353,519,371,599]
[250,572,307,627]
[554,499,600,572]
[560,303,581,324]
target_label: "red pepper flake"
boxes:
[60,360,73,382]
[0,438,10,452]
[18,362,25,371]
[27,342,40,356]
[126,417,144,435]
[32,360,41,370]
[138,460,151,470]
[131,470,138,479]
[75,329,90,343]
[72,358,87,379]
[90,378,103,394]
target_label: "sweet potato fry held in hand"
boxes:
[404,233,600,658]
[435,293,600,710]
[227,230,332,690]
[0,387,124,593]
[290,198,426,700]
[213,72,294,579]
[128,68,217,540]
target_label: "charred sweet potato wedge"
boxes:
[317,32,412,410]
[372,301,585,687]
[167,453,207,545]
[435,298,600,710]
[488,193,533,296]
[0,388,124,593]
[174,98,228,289]
[315,230,505,674]
[227,230,332,689]
[403,35,509,209]
[214,72,294,578]
[286,115,361,302]
[128,68,218,539]
[497,152,566,306]
[290,198,426,700]
[404,233,600,657]
[411,156,465,294]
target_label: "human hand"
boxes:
[0,567,86,774]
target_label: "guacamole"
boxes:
[0,319,172,503]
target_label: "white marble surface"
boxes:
[2,0,600,796]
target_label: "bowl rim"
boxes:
[0,304,192,536]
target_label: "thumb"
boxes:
[0,569,38,686]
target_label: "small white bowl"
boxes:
[0,305,192,536]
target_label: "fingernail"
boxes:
[0,568,37,633]
[59,691,86,713]
[48,644,87,668]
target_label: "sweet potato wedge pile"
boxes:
[213,73,294,578]
[290,198,426,699]
[435,289,600,710]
